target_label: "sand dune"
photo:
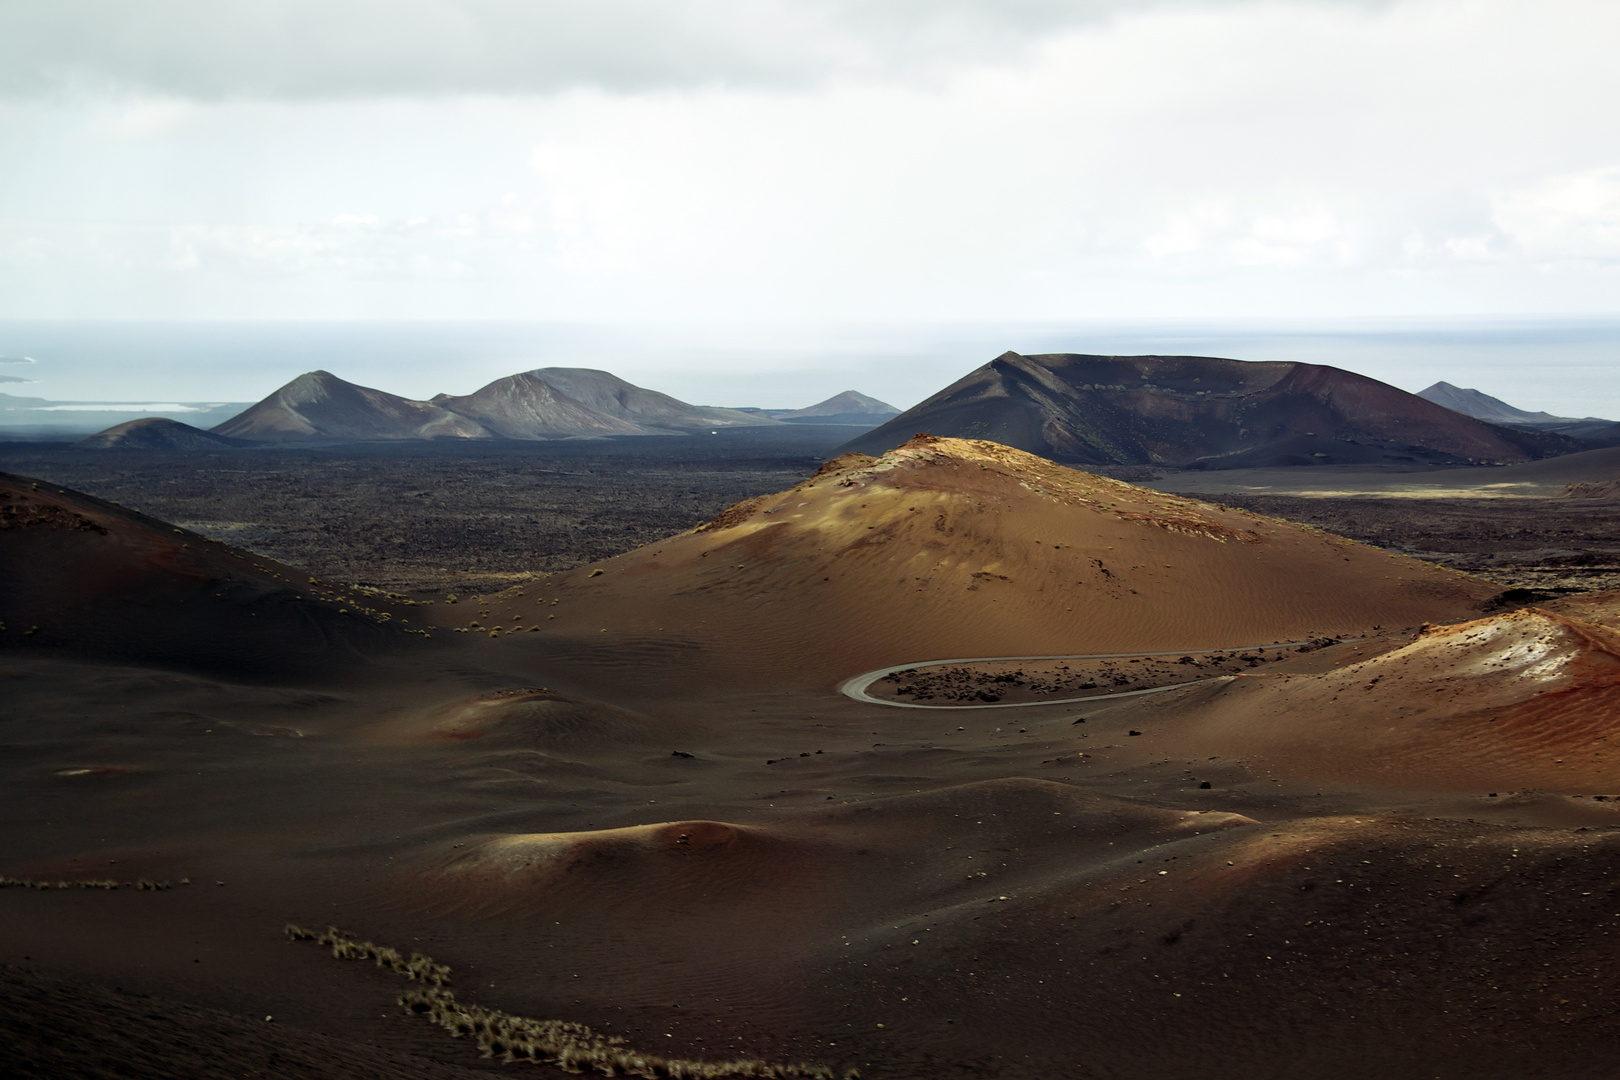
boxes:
[405,781,1260,1034]
[488,435,1499,688]
[809,812,1620,1078]
[398,782,1620,1078]
[407,687,657,750]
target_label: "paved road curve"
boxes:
[839,641,1326,710]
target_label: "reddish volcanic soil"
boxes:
[473,436,1496,689]
[4,439,1620,1080]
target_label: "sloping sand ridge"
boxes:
[487,435,1498,687]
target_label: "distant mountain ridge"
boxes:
[428,366,784,439]
[1417,381,1620,446]
[1416,381,1578,425]
[518,367,772,433]
[210,370,491,443]
[430,372,652,440]
[204,367,794,444]
[839,352,1578,468]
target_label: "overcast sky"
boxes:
[2,0,1618,323]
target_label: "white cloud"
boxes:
[0,0,1392,99]
[1145,202,1233,258]
[3,0,1620,319]
[1494,167,1620,262]
[98,99,197,140]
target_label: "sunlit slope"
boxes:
[500,436,1499,685]
[1165,604,1620,792]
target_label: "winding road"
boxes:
[839,641,1328,710]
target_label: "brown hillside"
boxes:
[0,470,415,676]
[484,435,1500,688]
[1163,602,1620,793]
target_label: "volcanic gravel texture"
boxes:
[0,429,855,596]
[871,644,1327,704]
[1207,494,1620,595]
[8,436,1620,1080]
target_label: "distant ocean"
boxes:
[2,318,1618,434]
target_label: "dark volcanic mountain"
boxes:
[1419,380,1620,446]
[79,417,252,451]
[774,389,900,426]
[522,367,777,432]
[1417,381,1571,425]
[430,371,650,439]
[433,367,778,439]
[840,351,1578,468]
[211,370,489,443]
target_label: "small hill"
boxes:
[839,352,1577,468]
[0,471,415,675]
[78,417,252,451]
[492,435,1499,687]
[1165,603,1620,793]
[211,370,490,443]
[774,390,901,426]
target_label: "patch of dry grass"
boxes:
[285,925,853,1079]
[0,876,182,890]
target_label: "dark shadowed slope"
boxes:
[79,417,253,450]
[211,371,490,443]
[0,471,415,676]
[840,352,1578,468]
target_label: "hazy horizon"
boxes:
[5,2,1619,427]
[2,316,1619,423]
